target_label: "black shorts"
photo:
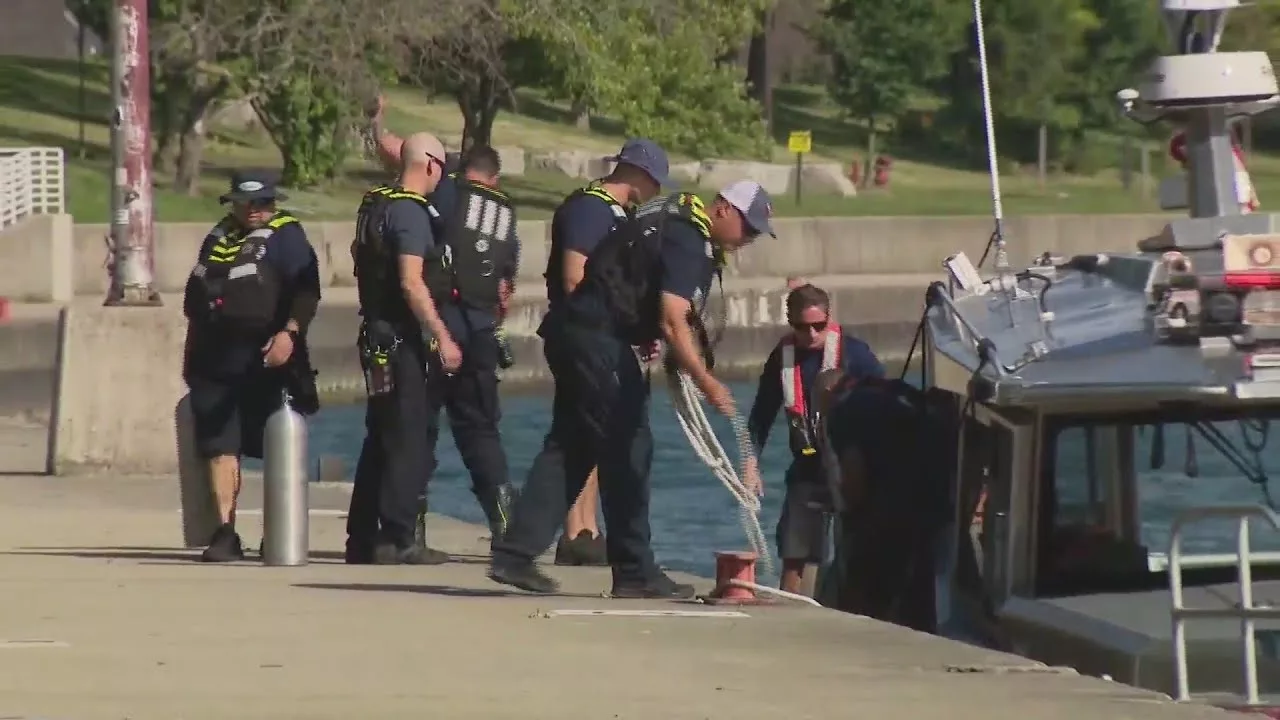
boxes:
[776,467,835,564]
[187,370,287,460]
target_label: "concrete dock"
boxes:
[0,473,1238,719]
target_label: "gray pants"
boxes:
[776,463,831,563]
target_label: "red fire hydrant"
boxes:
[873,155,893,187]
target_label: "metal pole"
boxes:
[107,0,160,306]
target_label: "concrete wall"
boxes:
[0,213,1176,299]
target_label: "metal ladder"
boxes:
[1169,504,1280,704]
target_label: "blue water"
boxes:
[304,383,1280,578]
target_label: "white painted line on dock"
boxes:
[0,640,69,649]
[174,509,347,517]
[546,609,750,619]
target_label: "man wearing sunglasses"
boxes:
[183,170,322,562]
[746,283,884,594]
[488,179,772,598]
[346,133,459,565]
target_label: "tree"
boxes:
[526,0,774,158]
[816,0,963,184]
[242,0,397,187]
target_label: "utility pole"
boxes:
[106,0,160,306]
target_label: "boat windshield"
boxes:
[1037,418,1280,597]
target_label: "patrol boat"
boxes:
[835,0,1280,713]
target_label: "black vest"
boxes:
[186,212,298,335]
[353,185,435,325]
[574,192,712,345]
[544,183,629,308]
[427,179,517,312]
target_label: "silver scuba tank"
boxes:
[262,389,309,566]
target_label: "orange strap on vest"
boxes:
[779,324,842,449]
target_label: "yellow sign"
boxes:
[787,131,812,154]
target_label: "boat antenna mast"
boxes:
[971,0,1021,331]
[1117,0,1278,222]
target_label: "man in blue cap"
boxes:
[541,138,673,566]
[183,170,321,562]
[490,179,772,597]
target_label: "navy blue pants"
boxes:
[423,323,511,528]
[494,321,656,582]
[347,333,435,550]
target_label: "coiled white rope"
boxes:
[666,368,774,576]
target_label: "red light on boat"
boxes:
[1225,272,1280,290]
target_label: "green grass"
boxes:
[4,55,1280,222]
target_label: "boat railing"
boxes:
[1169,504,1280,705]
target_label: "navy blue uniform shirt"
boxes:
[747,334,885,456]
[545,192,622,311]
[186,218,320,378]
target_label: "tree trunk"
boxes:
[571,97,590,130]
[152,72,186,175]
[746,8,774,133]
[457,74,501,152]
[174,118,205,196]
[173,79,228,195]
[1037,123,1047,188]
[863,122,878,188]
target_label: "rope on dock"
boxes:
[667,369,773,575]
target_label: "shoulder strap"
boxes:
[666,192,711,238]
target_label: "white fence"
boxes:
[0,147,65,230]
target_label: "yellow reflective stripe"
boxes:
[205,238,244,263]
[268,214,298,228]
[582,187,618,207]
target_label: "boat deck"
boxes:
[0,473,1242,719]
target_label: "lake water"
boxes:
[303,382,1280,579]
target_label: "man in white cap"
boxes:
[490,179,773,597]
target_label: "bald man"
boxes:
[347,131,458,565]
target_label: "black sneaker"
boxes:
[201,524,244,563]
[373,543,450,565]
[611,572,696,600]
[554,530,608,566]
[488,553,559,594]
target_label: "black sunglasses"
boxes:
[790,320,828,332]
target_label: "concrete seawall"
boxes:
[0,211,1182,474]
[1,212,1176,301]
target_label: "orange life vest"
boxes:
[779,323,842,455]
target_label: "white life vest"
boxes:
[779,323,842,454]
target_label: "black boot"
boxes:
[611,571,696,600]
[489,551,558,594]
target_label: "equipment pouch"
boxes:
[358,321,400,397]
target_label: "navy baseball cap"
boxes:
[219,170,286,204]
[718,180,776,238]
[611,138,670,187]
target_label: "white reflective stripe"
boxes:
[780,343,797,410]
[821,326,841,370]
[464,193,484,231]
[493,204,513,242]
[427,204,441,218]
[608,203,626,219]
[228,264,258,280]
[245,228,273,240]
[480,197,498,236]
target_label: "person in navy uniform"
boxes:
[417,144,521,541]
[540,138,672,566]
[346,133,456,565]
[489,179,774,598]
[747,283,884,593]
[183,170,321,562]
